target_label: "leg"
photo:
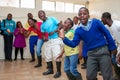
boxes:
[81,57,87,69]
[53,61,61,78]
[99,55,113,80]
[69,54,82,80]
[14,48,19,60]
[20,48,24,60]
[6,35,13,61]
[52,41,62,78]
[3,35,8,60]
[43,43,53,75]
[98,46,113,80]
[86,55,98,80]
[29,36,38,62]
[64,56,76,80]
[34,39,43,67]
[43,61,54,75]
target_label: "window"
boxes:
[56,2,64,12]
[42,1,55,11]
[0,0,19,8]
[74,4,85,13]
[20,0,35,8]
[65,3,73,13]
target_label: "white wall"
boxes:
[0,0,86,59]
[88,0,120,20]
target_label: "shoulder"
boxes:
[11,19,15,23]
[37,22,42,25]
[92,18,101,23]
[49,17,58,21]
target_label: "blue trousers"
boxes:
[29,36,38,54]
[36,39,43,56]
[64,54,80,77]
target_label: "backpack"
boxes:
[0,19,5,35]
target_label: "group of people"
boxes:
[0,7,120,80]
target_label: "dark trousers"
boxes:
[3,35,13,60]
[113,63,120,79]
[15,48,24,59]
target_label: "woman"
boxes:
[13,21,26,60]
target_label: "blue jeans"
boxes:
[29,36,38,54]
[64,54,80,76]
[36,39,43,56]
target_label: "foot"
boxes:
[29,59,35,62]
[43,69,54,75]
[14,58,17,61]
[8,59,12,62]
[53,72,61,78]
[81,65,86,69]
[34,64,42,68]
[21,58,25,60]
[81,63,85,66]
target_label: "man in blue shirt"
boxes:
[59,7,117,80]
[1,13,16,61]
[38,10,63,78]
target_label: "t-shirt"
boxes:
[106,20,120,44]
[28,22,43,39]
[41,17,59,39]
[25,22,37,36]
[64,29,79,56]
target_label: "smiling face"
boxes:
[78,7,90,25]
[63,19,73,31]
[28,19,35,27]
[38,10,46,21]
[17,21,23,28]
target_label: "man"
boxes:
[1,13,16,61]
[59,7,117,80]
[101,12,120,80]
[38,10,63,78]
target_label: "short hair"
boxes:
[38,10,46,15]
[28,18,37,23]
[73,16,78,20]
[102,12,111,19]
[79,7,89,14]
[67,18,74,27]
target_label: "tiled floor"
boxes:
[0,59,102,80]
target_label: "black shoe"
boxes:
[53,72,61,78]
[43,69,54,75]
[21,58,25,60]
[9,59,12,62]
[34,56,42,68]
[81,65,86,69]
[34,64,42,68]
[14,58,17,61]
[81,63,85,66]
[29,59,35,62]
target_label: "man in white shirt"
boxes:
[101,12,120,79]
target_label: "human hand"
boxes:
[43,36,48,41]
[6,29,12,34]
[116,54,120,65]
[58,28,65,39]
[111,49,117,55]
[56,54,63,60]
